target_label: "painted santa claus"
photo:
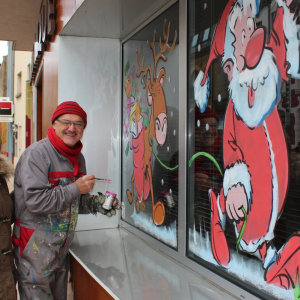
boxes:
[194,0,300,290]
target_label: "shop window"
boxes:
[16,72,21,98]
[188,0,300,299]
[121,4,179,249]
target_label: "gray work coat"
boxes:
[13,137,86,299]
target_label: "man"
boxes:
[12,101,117,299]
[194,106,222,192]
[194,0,300,289]
[194,106,223,235]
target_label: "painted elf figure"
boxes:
[194,0,300,290]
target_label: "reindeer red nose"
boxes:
[244,28,265,70]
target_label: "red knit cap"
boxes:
[52,101,87,127]
[195,105,219,122]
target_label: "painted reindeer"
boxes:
[126,21,177,226]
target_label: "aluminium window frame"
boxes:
[119,1,263,299]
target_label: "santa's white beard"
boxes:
[229,49,281,127]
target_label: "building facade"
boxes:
[0,55,8,154]
[13,51,32,167]
[29,0,300,299]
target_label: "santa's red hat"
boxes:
[194,0,261,112]
[194,0,236,112]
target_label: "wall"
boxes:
[58,36,121,230]
[32,0,85,140]
[0,56,7,97]
[13,51,32,167]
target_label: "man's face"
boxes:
[52,113,85,147]
[198,117,218,148]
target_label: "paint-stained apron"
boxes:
[14,199,79,300]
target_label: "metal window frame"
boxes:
[119,1,264,299]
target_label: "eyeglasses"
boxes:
[198,122,218,130]
[56,119,85,129]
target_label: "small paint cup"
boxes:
[102,191,117,210]
[160,190,175,208]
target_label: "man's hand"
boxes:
[75,175,95,194]
[226,183,248,222]
[82,193,121,216]
[96,195,121,217]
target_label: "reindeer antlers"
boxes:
[159,20,177,54]
[154,20,177,76]
[136,20,177,84]
[136,45,153,87]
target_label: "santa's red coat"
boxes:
[223,99,288,251]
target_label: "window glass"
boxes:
[122,4,179,249]
[188,0,300,299]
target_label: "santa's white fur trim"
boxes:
[217,193,226,230]
[263,245,276,269]
[277,0,300,79]
[194,71,209,113]
[223,161,252,207]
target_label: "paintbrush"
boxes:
[66,175,111,181]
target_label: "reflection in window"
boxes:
[188,0,300,299]
[191,34,199,47]
[202,28,210,42]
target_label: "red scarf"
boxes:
[47,128,83,167]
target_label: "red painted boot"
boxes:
[210,189,230,266]
[265,233,300,290]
